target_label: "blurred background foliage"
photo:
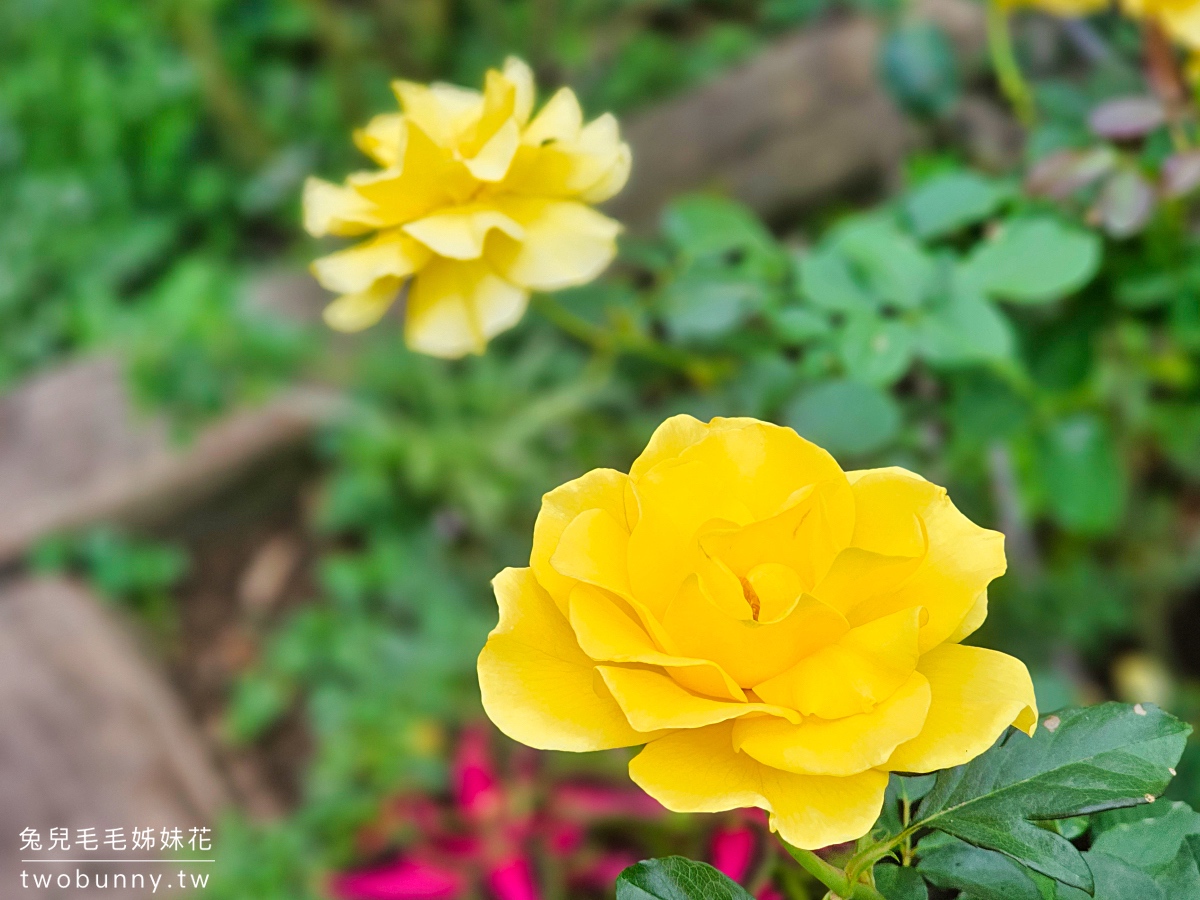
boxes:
[8,0,1200,897]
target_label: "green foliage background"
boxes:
[8,0,1200,897]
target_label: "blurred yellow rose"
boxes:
[304,58,629,358]
[1122,0,1200,49]
[478,415,1036,849]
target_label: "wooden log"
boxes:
[605,0,988,230]
[0,356,342,565]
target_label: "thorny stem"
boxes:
[986,0,1036,127]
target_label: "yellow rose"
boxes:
[1121,0,1200,49]
[477,415,1037,849]
[304,58,629,358]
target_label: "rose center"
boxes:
[739,576,762,621]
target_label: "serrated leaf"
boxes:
[917,837,1041,900]
[875,863,928,900]
[1054,852,1164,900]
[913,704,1190,892]
[904,171,1011,240]
[959,217,1101,305]
[1090,800,1200,875]
[616,857,754,900]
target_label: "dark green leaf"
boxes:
[904,171,1011,240]
[616,857,754,900]
[784,378,901,456]
[960,217,1101,304]
[1040,414,1126,535]
[914,704,1191,891]
[875,863,928,900]
[879,23,959,118]
[917,837,1041,900]
[1054,852,1164,900]
[1090,800,1200,875]
[1155,834,1200,895]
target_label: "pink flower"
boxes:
[551,783,665,822]
[710,825,757,884]
[453,724,502,821]
[486,856,540,900]
[330,859,465,900]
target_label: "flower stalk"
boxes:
[986,0,1036,127]
[782,844,888,900]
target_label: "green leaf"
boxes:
[879,23,960,118]
[1155,834,1200,895]
[904,171,1011,240]
[838,314,915,385]
[769,306,832,343]
[799,248,874,312]
[662,274,765,340]
[1054,852,1164,900]
[833,215,936,310]
[874,864,928,900]
[1089,801,1200,875]
[662,195,776,261]
[917,837,1041,900]
[1040,414,1127,535]
[914,704,1191,892]
[784,378,901,456]
[917,286,1014,366]
[615,857,754,900]
[959,217,1101,305]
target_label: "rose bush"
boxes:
[478,415,1037,849]
[304,57,629,358]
